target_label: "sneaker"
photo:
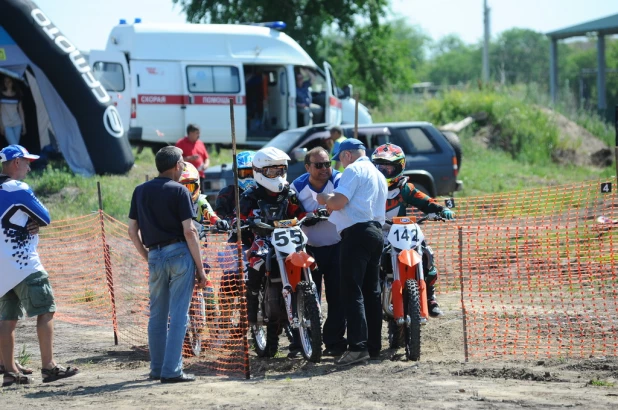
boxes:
[323,347,346,357]
[160,372,196,383]
[335,350,369,366]
[287,345,302,358]
[429,303,444,318]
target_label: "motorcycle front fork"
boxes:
[382,250,427,325]
[275,250,320,329]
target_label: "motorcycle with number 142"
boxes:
[381,213,443,361]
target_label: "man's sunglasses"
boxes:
[310,161,331,169]
[254,165,287,179]
[238,168,253,179]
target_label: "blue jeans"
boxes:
[147,242,195,379]
[4,125,22,145]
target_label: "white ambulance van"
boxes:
[88,20,370,149]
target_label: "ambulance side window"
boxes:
[92,62,125,92]
[186,66,240,93]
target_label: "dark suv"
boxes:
[202,122,463,200]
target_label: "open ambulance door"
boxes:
[89,50,131,137]
[323,61,342,126]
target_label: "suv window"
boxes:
[402,127,438,154]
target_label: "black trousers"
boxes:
[307,242,347,350]
[339,221,383,353]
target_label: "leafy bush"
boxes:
[376,89,559,164]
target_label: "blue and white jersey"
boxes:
[292,170,342,247]
[0,177,51,297]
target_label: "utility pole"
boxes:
[482,0,490,83]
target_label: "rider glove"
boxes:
[215,219,230,231]
[440,208,455,220]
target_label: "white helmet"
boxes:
[252,147,290,193]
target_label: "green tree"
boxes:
[490,28,549,84]
[172,0,388,60]
[420,35,481,85]
[317,18,429,106]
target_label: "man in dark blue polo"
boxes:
[128,146,207,383]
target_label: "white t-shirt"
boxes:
[0,177,50,297]
[292,170,341,247]
[329,156,387,233]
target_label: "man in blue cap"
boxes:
[0,144,79,385]
[317,138,387,366]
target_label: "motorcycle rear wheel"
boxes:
[252,323,280,358]
[297,281,322,363]
[404,279,422,361]
[387,319,405,349]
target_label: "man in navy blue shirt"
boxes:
[128,146,207,383]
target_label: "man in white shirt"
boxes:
[317,138,387,366]
[292,147,346,357]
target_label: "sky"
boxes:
[33,0,617,51]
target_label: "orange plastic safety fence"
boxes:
[411,177,618,360]
[38,213,249,378]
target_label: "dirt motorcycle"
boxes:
[247,207,325,362]
[381,213,444,361]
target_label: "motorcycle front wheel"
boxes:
[404,279,422,361]
[297,281,322,363]
[184,290,207,357]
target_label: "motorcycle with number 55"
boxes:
[381,213,443,361]
[247,211,325,362]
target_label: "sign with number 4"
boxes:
[601,182,612,194]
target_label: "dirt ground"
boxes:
[3,296,618,410]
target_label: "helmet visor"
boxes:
[182,182,199,197]
[376,164,398,179]
[238,168,254,179]
[255,165,287,179]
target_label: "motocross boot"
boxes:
[426,266,444,318]
[246,288,259,325]
[426,284,444,318]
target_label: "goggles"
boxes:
[375,164,397,178]
[238,168,254,179]
[182,182,199,196]
[254,165,287,179]
[311,161,331,169]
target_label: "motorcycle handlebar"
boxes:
[384,213,444,226]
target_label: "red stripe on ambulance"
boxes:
[137,94,245,105]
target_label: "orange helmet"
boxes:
[179,162,200,202]
[371,143,406,188]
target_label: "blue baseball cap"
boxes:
[332,138,366,161]
[0,145,40,162]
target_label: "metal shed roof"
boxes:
[547,13,618,39]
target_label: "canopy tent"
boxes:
[547,13,618,113]
[0,0,133,175]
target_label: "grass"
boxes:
[588,379,615,387]
[0,88,612,222]
[16,345,31,367]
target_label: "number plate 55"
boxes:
[387,224,424,250]
[272,227,307,254]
